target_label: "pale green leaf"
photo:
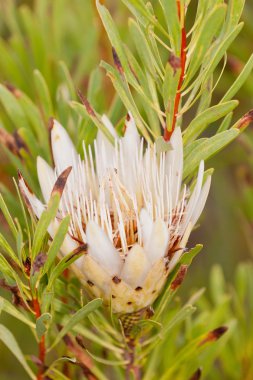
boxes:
[221,53,253,102]
[0,232,20,265]
[185,5,227,85]
[41,216,70,275]
[0,84,28,130]
[33,69,53,119]
[32,194,60,260]
[0,324,36,379]
[160,0,181,54]
[183,129,239,179]
[0,297,35,328]
[36,313,52,339]
[0,194,18,238]
[183,100,238,144]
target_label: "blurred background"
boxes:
[0,0,253,379]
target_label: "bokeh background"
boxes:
[0,0,253,379]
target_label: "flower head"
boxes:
[19,114,211,313]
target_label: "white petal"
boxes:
[191,175,211,227]
[144,219,169,264]
[18,174,45,218]
[51,119,78,174]
[180,160,204,233]
[37,157,55,202]
[139,208,153,246]
[95,134,115,178]
[82,254,112,298]
[60,232,79,255]
[121,244,150,288]
[122,112,140,156]
[168,222,192,272]
[86,221,122,276]
[101,114,118,138]
[121,113,140,193]
[142,258,166,294]
[170,127,183,175]
[165,127,183,208]
[95,116,118,180]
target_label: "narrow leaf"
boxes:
[32,194,60,260]
[221,53,253,102]
[183,101,238,143]
[49,299,103,350]
[0,324,36,379]
[0,297,35,328]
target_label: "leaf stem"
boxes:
[33,298,46,380]
[164,0,187,141]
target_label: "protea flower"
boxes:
[19,113,211,313]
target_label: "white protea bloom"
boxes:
[19,113,211,313]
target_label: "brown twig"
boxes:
[164,0,187,141]
[63,334,98,380]
[125,338,141,380]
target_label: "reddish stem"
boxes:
[33,298,46,380]
[164,0,187,141]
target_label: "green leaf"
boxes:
[210,265,226,305]
[17,128,39,158]
[47,248,84,290]
[129,19,161,79]
[49,299,103,350]
[155,137,172,154]
[32,194,60,260]
[36,313,52,339]
[183,101,238,144]
[0,297,35,328]
[221,53,253,102]
[185,5,227,86]
[70,101,114,144]
[0,232,20,266]
[217,112,233,133]
[100,62,152,142]
[160,0,181,54]
[0,194,18,238]
[18,92,49,149]
[163,62,181,131]
[224,0,245,32]
[58,60,76,101]
[162,305,196,337]
[183,129,239,179]
[19,5,47,73]
[121,0,157,28]
[41,216,70,275]
[0,84,28,130]
[45,368,71,380]
[0,252,16,279]
[197,75,213,114]
[33,69,53,119]
[86,350,128,366]
[180,244,203,266]
[190,23,243,94]
[70,323,123,354]
[0,324,36,379]
[96,1,136,85]
[87,67,103,105]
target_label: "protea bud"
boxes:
[19,113,211,313]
